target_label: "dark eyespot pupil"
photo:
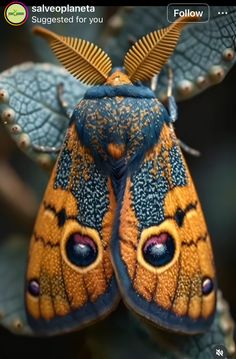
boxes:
[202,277,214,295]
[66,233,98,267]
[58,208,67,227]
[142,232,175,267]
[28,279,40,297]
[175,208,185,227]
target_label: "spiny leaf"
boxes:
[106,7,236,101]
[33,27,112,85]
[0,62,88,167]
[124,16,199,82]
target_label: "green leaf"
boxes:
[0,237,32,336]
[0,62,88,167]
[106,6,236,101]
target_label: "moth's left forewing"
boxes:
[26,124,119,335]
[113,122,216,334]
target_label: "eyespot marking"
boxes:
[142,232,175,267]
[66,233,98,267]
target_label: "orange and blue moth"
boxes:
[26,16,216,335]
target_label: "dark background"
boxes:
[0,5,235,359]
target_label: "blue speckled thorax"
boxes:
[70,82,171,173]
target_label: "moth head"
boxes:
[33,16,199,86]
[105,69,132,86]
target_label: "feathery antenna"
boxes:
[33,27,112,86]
[124,16,199,83]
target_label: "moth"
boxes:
[26,16,216,335]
